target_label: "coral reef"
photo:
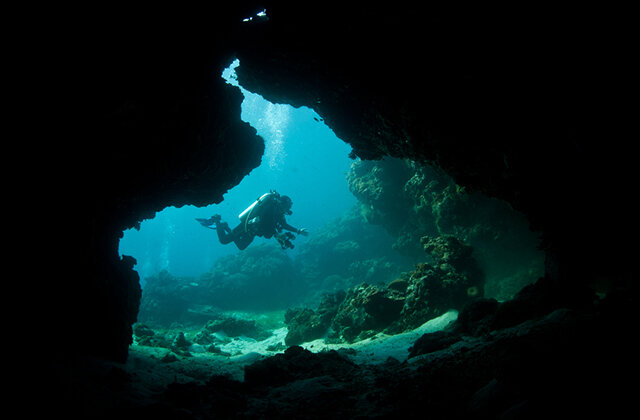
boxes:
[283,233,486,345]
[346,158,414,236]
[347,158,544,300]
[395,235,484,331]
[329,284,406,342]
[283,308,326,346]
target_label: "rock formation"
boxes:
[347,157,544,299]
[42,4,634,417]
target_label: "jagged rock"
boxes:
[160,353,179,364]
[330,284,405,342]
[346,158,414,235]
[290,235,488,342]
[362,288,405,326]
[284,291,345,345]
[490,275,596,332]
[408,330,461,358]
[205,344,230,356]
[410,274,599,359]
[284,308,327,346]
[394,236,485,331]
[170,332,192,357]
[244,346,357,388]
[346,158,544,298]
[455,298,500,336]
[203,316,270,340]
[132,323,155,338]
[132,327,173,348]
[387,277,409,292]
[422,235,484,285]
[193,330,214,345]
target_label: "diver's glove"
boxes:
[297,228,309,236]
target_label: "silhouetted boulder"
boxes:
[244,346,357,388]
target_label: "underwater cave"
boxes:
[43,4,635,419]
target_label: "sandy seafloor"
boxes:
[119,310,458,404]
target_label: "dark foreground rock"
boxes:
[244,345,358,388]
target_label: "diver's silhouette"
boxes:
[197,191,308,250]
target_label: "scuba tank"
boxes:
[238,191,279,233]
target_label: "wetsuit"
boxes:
[216,201,300,250]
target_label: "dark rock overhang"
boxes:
[231,4,634,287]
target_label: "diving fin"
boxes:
[196,216,219,229]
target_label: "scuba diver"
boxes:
[196,191,308,250]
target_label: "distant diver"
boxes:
[196,191,308,250]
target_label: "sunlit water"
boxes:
[119,59,356,282]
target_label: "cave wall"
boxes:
[46,5,632,364]
[46,5,267,363]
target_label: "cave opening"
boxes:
[119,58,360,282]
[119,58,545,384]
[53,8,635,417]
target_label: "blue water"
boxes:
[119,60,356,282]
